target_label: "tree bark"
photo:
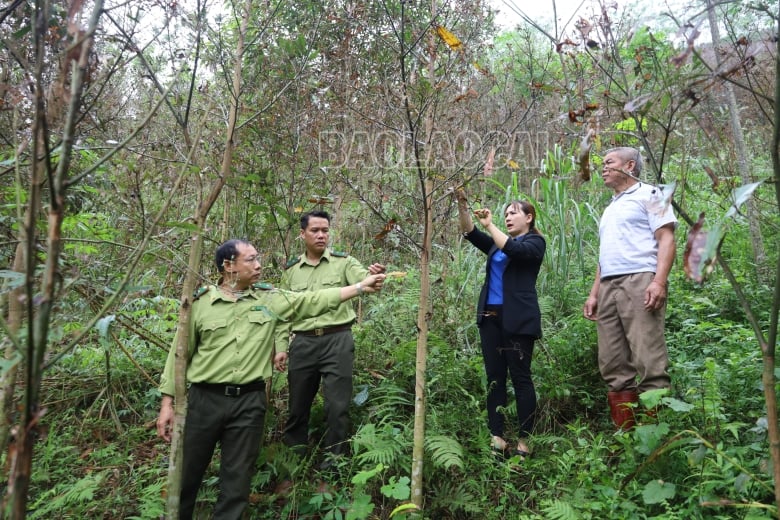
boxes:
[7,1,106,516]
[766,10,780,516]
[0,244,24,459]
[408,0,437,509]
[705,0,767,280]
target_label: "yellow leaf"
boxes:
[508,160,520,169]
[435,25,463,51]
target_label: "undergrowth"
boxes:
[12,176,779,519]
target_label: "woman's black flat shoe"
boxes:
[514,449,530,460]
[505,449,530,471]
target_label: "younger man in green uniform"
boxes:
[277,211,385,467]
[156,239,385,519]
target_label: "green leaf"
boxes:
[734,472,750,493]
[13,25,31,39]
[351,463,384,485]
[380,476,410,501]
[96,315,116,338]
[345,493,374,520]
[642,479,676,504]
[639,388,668,408]
[424,434,464,470]
[0,352,22,377]
[0,270,25,290]
[308,493,325,508]
[663,397,694,412]
[541,499,580,520]
[688,443,708,465]
[389,503,420,518]
[634,423,670,455]
[725,181,762,218]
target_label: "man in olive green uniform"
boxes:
[278,211,385,467]
[156,239,384,520]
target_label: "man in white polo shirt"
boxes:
[583,147,677,430]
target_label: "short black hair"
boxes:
[300,210,331,230]
[215,239,250,273]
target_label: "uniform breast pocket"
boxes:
[248,312,273,327]
[198,319,229,350]
[319,274,342,288]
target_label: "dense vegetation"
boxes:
[1,0,778,518]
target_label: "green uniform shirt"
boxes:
[159,284,343,396]
[279,249,368,331]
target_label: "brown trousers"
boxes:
[596,272,670,392]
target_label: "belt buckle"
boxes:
[313,328,325,336]
[224,385,241,397]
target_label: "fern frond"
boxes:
[541,499,580,520]
[427,479,482,515]
[367,381,413,424]
[352,423,406,467]
[424,434,464,471]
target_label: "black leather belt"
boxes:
[192,380,265,397]
[293,323,353,337]
[601,274,629,282]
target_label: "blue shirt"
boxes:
[487,249,508,304]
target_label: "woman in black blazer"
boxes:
[456,190,546,460]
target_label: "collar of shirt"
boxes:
[205,285,261,305]
[611,181,643,203]
[301,249,332,267]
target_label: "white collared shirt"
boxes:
[598,182,677,278]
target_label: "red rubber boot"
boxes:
[607,390,639,430]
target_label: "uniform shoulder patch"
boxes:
[285,257,301,269]
[193,286,209,300]
[330,250,349,258]
[252,282,274,290]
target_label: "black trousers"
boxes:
[180,384,266,520]
[478,314,536,438]
[283,330,354,456]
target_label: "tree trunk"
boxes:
[6,2,105,515]
[766,11,780,516]
[761,344,780,519]
[411,179,433,509]
[408,0,437,509]
[0,244,25,457]
[705,0,767,280]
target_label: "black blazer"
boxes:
[464,228,546,339]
